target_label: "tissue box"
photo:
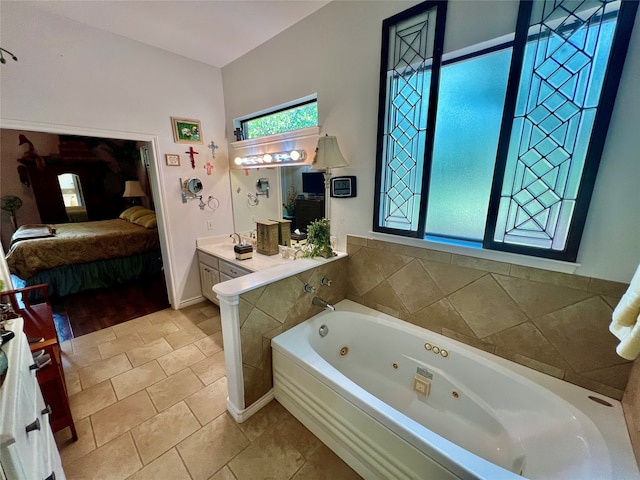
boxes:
[290,232,307,247]
[234,244,253,260]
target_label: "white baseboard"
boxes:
[226,390,275,423]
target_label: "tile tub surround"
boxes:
[239,257,349,406]
[623,358,640,466]
[346,235,631,400]
[54,302,361,480]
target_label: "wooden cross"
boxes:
[186,146,199,169]
[207,141,219,159]
[204,162,214,175]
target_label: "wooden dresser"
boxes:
[0,317,66,480]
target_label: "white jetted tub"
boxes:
[271,300,639,480]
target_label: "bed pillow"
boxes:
[132,213,157,229]
[128,208,155,223]
[119,206,148,221]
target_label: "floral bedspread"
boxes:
[6,219,160,279]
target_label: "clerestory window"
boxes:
[240,99,318,140]
[373,0,637,262]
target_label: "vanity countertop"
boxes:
[196,234,346,298]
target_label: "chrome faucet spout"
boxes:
[312,296,335,311]
[230,233,241,244]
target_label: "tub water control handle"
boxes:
[319,325,329,337]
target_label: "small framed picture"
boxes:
[171,117,203,144]
[165,154,181,166]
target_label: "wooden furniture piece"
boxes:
[1,285,77,441]
[295,198,325,232]
[0,317,66,479]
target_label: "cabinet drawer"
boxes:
[197,251,219,270]
[218,260,250,279]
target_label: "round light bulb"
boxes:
[263,154,273,163]
[290,150,301,161]
[234,157,243,165]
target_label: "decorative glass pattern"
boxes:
[378,8,437,232]
[494,0,619,250]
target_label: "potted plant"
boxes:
[282,187,297,217]
[302,218,334,259]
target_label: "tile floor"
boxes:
[54,302,361,480]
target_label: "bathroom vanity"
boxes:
[196,235,295,305]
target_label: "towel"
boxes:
[609,264,640,360]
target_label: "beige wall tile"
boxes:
[494,274,593,319]
[78,353,132,390]
[190,350,226,385]
[185,377,228,426]
[346,234,367,246]
[256,275,304,323]
[132,401,200,465]
[622,359,640,464]
[441,329,496,354]
[64,432,142,480]
[240,285,266,306]
[581,362,633,392]
[69,380,117,421]
[126,338,174,367]
[448,275,527,338]
[157,344,206,376]
[362,280,408,316]
[177,414,249,480]
[588,277,630,297]
[111,360,166,400]
[243,361,273,407]
[240,309,280,368]
[127,449,191,480]
[91,390,156,446]
[404,298,475,337]
[420,259,486,296]
[485,321,570,371]
[238,298,253,327]
[534,296,624,373]
[450,254,510,275]
[494,350,565,379]
[348,248,385,297]
[563,370,624,400]
[387,260,444,314]
[147,368,203,412]
[508,264,590,290]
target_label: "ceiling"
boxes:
[27,1,331,68]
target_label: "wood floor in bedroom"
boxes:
[52,273,170,341]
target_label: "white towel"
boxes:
[610,264,640,360]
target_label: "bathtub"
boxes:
[271,300,639,480]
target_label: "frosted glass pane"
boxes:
[426,48,512,241]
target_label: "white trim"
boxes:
[369,231,580,274]
[218,294,245,415]
[0,117,178,308]
[226,389,275,423]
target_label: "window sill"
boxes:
[369,231,580,274]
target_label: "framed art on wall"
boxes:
[171,117,203,144]
[165,154,180,166]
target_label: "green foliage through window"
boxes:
[243,102,318,139]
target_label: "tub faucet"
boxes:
[230,233,241,244]
[312,296,335,312]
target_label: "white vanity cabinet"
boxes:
[198,251,221,305]
[198,252,252,305]
[0,317,65,480]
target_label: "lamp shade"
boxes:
[122,180,146,198]
[312,135,349,170]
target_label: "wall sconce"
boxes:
[233,149,307,168]
[122,180,146,206]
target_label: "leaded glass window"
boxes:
[373,0,637,262]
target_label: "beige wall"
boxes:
[238,257,348,406]
[346,235,630,400]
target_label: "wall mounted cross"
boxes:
[204,162,214,175]
[185,146,199,169]
[207,141,219,159]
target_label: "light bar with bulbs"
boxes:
[233,149,307,168]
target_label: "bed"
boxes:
[6,207,163,298]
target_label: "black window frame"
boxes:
[373,0,638,262]
[240,98,318,140]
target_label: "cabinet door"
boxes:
[199,263,220,304]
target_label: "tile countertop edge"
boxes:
[212,252,347,297]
